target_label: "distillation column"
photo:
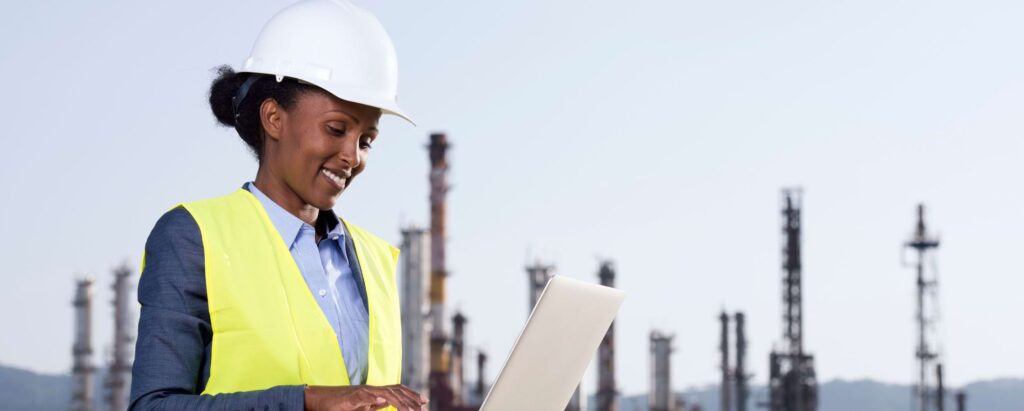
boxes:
[735,312,748,411]
[596,261,618,411]
[105,264,134,411]
[524,261,581,410]
[71,278,96,411]
[451,311,467,406]
[475,350,488,406]
[649,331,675,411]
[720,312,731,411]
[401,227,432,394]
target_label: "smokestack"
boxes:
[720,312,731,411]
[105,264,134,411]
[525,261,554,312]
[565,383,583,411]
[476,349,488,404]
[936,364,945,411]
[71,277,95,411]
[428,132,453,410]
[735,312,748,411]
[400,226,432,394]
[451,311,467,406]
[955,391,966,411]
[596,261,618,411]
[648,330,675,411]
[524,261,581,410]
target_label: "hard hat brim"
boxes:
[239,70,416,126]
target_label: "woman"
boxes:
[129,1,426,410]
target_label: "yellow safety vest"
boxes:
[144,188,402,403]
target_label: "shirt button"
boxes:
[318,289,327,297]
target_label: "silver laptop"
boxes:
[479,275,625,411]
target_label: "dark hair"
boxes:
[208,65,320,160]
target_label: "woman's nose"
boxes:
[336,135,361,169]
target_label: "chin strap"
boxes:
[232,74,264,121]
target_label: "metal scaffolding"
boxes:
[903,204,942,411]
[768,188,817,411]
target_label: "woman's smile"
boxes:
[320,167,349,191]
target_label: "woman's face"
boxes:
[261,90,382,210]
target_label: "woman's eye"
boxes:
[360,137,374,149]
[327,126,346,136]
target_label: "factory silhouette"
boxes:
[68,132,966,411]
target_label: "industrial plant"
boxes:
[68,132,969,411]
[389,133,969,411]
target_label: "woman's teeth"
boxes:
[322,168,345,187]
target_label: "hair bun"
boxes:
[208,66,244,128]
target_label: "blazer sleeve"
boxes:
[129,206,306,411]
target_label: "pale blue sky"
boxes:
[1,0,1021,396]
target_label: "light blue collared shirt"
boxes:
[245,182,369,385]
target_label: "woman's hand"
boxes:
[304,384,429,411]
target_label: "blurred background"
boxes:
[0,0,1021,410]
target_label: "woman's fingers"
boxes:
[375,386,419,410]
[304,384,427,411]
[357,395,386,411]
[366,385,426,410]
[393,385,429,409]
[394,384,429,404]
[384,385,425,410]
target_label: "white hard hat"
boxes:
[240,0,413,124]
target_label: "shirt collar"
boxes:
[243,181,346,248]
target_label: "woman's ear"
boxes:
[260,98,284,142]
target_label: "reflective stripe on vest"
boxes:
[145,188,402,398]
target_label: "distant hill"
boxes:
[595,378,1024,411]
[0,363,108,411]
[0,364,72,411]
[2,363,1020,411]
